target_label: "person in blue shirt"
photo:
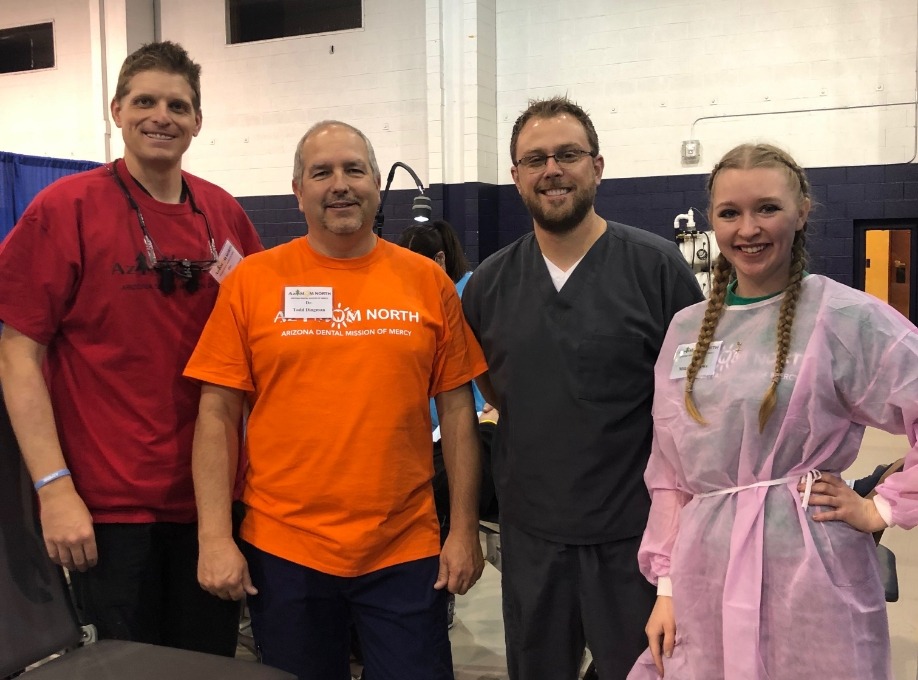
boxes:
[398,220,488,631]
[399,221,486,427]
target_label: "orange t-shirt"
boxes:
[185,237,487,576]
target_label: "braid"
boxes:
[684,254,733,424]
[757,231,807,432]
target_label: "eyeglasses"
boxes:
[152,258,216,294]
[514,148,596,171]
[110,161,218,295]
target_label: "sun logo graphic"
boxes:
[328,303,362,329]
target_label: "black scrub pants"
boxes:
[69,522,241,656]
[501,522,656,680]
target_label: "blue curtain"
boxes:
[0,152,102,241]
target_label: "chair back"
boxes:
[0,393,82,678]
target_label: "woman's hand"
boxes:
[645,595,676,677]
[798,472,888,533]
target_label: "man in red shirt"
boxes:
[0,41,262,655]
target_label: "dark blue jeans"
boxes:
[241,542,453,680]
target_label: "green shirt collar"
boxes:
[726,273,809,306]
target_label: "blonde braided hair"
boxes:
[685,144,811,432]
[757,230,807,430]
[684,253,733,424]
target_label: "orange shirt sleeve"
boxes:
[429,278,487,397]
[184,266,255,391]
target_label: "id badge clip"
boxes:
[284,286,333,319]
[670,341,722,379]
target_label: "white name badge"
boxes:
[210,240,244,283]
[284,286,333,319]
[670,341,723,379]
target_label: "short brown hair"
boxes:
[509,96,599,163]
[113,41,202,113]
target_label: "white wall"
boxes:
[0,0,156,164]
[495,0,918,180]
[160,0,428,197]
[0,0,429,197]
[0,1,99,160]
[0,0,915,195]
[427,0,499,186]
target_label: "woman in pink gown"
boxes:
[628,143,918,680]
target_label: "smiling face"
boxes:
[510,114,604,235]
[292,124,381,251]
[710,166,810,297]
[111,69,201,175]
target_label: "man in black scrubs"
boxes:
[462,96,702,680]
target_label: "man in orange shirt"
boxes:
[185,121,486,680]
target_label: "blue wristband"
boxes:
[34,468,71,491]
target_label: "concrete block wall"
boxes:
[495,162,918,286]
[247,158,918,276]
[1,0,916,280]
[236,186,446,250]
[3,0,914,182]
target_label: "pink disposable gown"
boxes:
[628,275,918,680]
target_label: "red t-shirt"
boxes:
[0,161,263,522]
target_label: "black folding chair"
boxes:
[0,394,294,680]
[856,460,904,603]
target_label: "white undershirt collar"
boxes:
[543,254,585,291]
